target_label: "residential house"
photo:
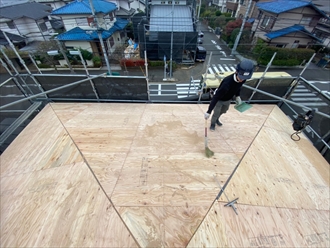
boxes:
[0,2,58,47]
[134,0,199,62]
[311,0,330,47]
[51,0,129,58]
[251,0,328,48]
[212,0,227,13]
[113,0,146,20]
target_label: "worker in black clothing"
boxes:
[204,59,255,131]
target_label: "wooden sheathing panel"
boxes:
[51,103,279,247]
[52,103,145,155]
[199,104,275,154]
[0,105,83,177]
[188,203,329,247]
[0,104,138,247]
[49,103,92,125]
[2,103,328,247]
[219,106,329,210]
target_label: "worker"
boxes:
[204,59,255,131]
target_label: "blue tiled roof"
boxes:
[56,18,129,41]
[52,0,117,15]
[265,24,322,43]
[256,0,328,18]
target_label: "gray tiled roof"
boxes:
[0,2,52,20]
[150,5,193,32]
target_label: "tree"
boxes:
[225,19,251,37]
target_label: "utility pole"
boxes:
[169,0,174,78]
[88,0,111,75]
[231,0,252,56]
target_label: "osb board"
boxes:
[188,202,329,247]
[219,107,329,210]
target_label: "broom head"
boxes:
[205,146,214,158]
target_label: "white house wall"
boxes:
[60,14,116,31]
[64,41,93,52]
[61,15,93,31]
[151,0,187,5]
[130,0,145,12]
[268,36,313,48]
[0,22,21,37]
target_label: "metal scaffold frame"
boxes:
[0,50,329,161]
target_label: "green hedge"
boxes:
[255,44,314,66]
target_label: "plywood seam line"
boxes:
[48,103,141,248]
[220,109,274,195]
[214,175,238,215]
[186,107,274,246]
[108,104,148,199]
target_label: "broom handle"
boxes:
[205,119,208,147]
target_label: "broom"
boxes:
[205,119,214,158]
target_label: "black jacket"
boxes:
[206,74,245,114]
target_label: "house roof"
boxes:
[150,5,193,32]
[51,0,117,15]
[0,2,52,20]
[256,0,328,18]
[265,24,323,42]
[56,18,129,41]
[0,31,25,45]
[0,0,71,7]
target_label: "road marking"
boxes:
[212,65,220,74]
[158,84,161,95]
[220,58,236,60]
[218,64,225,73]
[224,65,231,71]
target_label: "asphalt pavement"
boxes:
[101,58,329,84]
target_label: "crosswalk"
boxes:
[207,64,236,74]
[290,81,329,108]
[176,81,200,98]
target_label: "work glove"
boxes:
[235,96,242,105]
[204,113,210,119]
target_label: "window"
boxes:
[291,40,299,48]
[275,44,286,48]
[7,21,15,29]
[300,16,312,25]
[39,22,47,32]
[109,37,114,47]
[260,16,274,30]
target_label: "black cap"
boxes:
[236,59,254,80]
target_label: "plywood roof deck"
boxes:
[0,103,329,247]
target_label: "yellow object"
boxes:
[200,71,292,90]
